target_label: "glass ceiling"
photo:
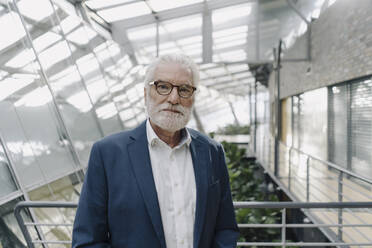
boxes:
[84,0,329,94]
[0,0,335,133]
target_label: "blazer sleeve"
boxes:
[72,142,111,248]
[213,144,240,248]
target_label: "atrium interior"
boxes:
[1,0,372,247]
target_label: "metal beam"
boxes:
[111,27,138,66]
[112,0,253,29]
[127,14,278,48]
[93,0,142,11]
[202,1,213,63]
[286,0,310,25]
[255,0,260,60]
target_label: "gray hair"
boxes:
[144,53,200,89]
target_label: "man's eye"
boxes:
[180,86,192,93]
[158,84,170,90]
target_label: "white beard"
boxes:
[146,97,192,132]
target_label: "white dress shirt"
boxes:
[146,120,196,248]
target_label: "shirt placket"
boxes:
[172,147,190,248]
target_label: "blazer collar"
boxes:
[128,121,166,248]
[189,130,209,248]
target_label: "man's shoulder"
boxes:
[95,122,145,148]
[187,128,221,149]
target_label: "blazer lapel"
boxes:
[190,134,209,248]
[127,122,166,248]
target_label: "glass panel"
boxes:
[0,141,17,199]
[328,85,348,168]
[148,0,203,12]
[299,88,328,160]
[0,3,77,189]
[17,0,105,167]
[86,0,135,10]
[97,1,151,22]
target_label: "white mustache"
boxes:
[156,103,187,115]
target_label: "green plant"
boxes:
[217,124,250,135]
[222,141,282,244]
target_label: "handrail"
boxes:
[14,201,372,248]
[14,201,78,248]
[234,201,372,209]
[279,141,372,185]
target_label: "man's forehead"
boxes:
[154,62,193,82]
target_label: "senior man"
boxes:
[72,53,239,248]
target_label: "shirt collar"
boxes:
[146,119,192,148]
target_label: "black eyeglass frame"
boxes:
[149,80,197,98]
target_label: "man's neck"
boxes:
[149,120,182,148]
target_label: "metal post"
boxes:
[346,84,352,172]
[288,148,292,191]
[274,40,283,176]
[281,208,286,248]
[156,19,160,57]
[306,156,310,202]
[249,84,253,152]
[255,0,260,61]
[254,79,258,153]
[228,101,240,126]
[338,171,343,241]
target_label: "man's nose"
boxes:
[167,87,180,104]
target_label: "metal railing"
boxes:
[255,132,372,204]
[254,130,372,246]
[15,201,372,247]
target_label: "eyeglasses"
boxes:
[149,80,197,98]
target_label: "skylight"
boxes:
[17,0,55,22]
[15,86,52,107]
[59,16,82,34]
[66,26,97,45]
[127,24,165,41]
[38,41,74,69]
[97,2,151,22]
[162,14,201,33]
[5,49,35,68]
[0,76,34,101]
[66,91,92,112]
[212,3,252,25]
[85,0,135,10]
[0,13,25,51]
[148,0,203,12]
[33,32,61,52]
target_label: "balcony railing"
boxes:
[254,128,372,246]
[15,201,372,247]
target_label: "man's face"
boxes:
[145,62,195,132]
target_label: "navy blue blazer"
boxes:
[72,121,239,248]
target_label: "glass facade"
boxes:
[0,1,143,246]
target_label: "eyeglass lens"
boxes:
[155,81,194,98]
